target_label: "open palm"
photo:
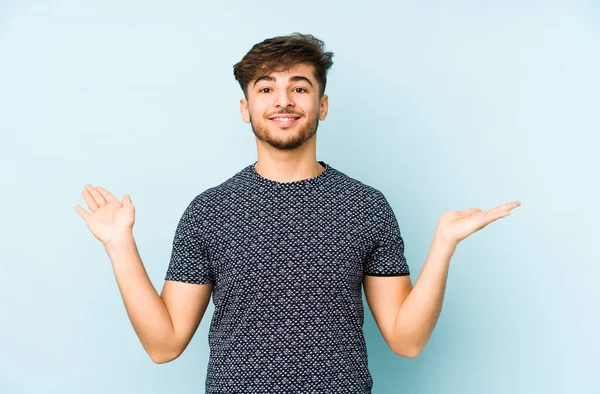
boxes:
[75,184,135,246]
[437,201,521,245]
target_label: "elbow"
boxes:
[391,328,427,358]
[392,341,422,358]
[149,350,179,364]
[402,346,422,358]
[150,354,173,364]
[147,344,182,364]
[394,346,421,358]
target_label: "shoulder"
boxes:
[185,166,251,213]
[328,164,390,205]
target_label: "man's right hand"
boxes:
[75,184,135,247]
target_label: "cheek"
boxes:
[307,98,322,114]
[249,103,269,119]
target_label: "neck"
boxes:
[253,153,324,183]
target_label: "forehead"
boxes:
[253,63,316,83]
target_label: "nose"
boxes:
[274,89,294,108]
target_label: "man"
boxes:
[75,33,520,393]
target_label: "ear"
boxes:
[240,98,250,123]
[318,94,329,121]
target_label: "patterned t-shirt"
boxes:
[165,160,410,394]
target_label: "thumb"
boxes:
[123,194,132,204]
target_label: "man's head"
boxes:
[233,33,334,150]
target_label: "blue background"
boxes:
[1,1,598,393]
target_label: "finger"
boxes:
[75,204,91,220]
[96,186,120,204]
[84,184,108,207]
[485,209,511,224]
[81,189,99,212]
[485,201,517,216]
[499,201,521,212]
[123,194,133,205]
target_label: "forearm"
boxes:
[105,233,177,362]
[394,230,457,356]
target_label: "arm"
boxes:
[396,201,521,355]
[391,231,455,357]
[106,233,213,364]
[363,231,454,358]
[365,201,521,357]
[76,184,212,364]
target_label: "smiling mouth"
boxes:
[269,116,301,127]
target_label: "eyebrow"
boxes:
[253,75,314,88]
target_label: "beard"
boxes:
[249,112,319,150]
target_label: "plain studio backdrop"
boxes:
[0,1,598,393]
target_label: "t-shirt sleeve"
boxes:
[165,197,214,284]
[364,191,410,276]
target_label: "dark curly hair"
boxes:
[233,33,334,99]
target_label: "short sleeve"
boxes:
[165,197,214,284]
[364,191,410,276]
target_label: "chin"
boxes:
[250,118,318,150]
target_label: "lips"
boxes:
[269,115,301,128]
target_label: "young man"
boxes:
[76,33,520,393]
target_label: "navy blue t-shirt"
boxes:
[165,161,410,393]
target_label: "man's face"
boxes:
[240,63,329,150]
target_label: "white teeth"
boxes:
[273,117,296,121]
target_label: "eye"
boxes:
[259,87,272,93]
[293,87,307,93]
